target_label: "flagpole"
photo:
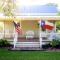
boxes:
[39,20,42,48]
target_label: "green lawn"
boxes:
[0,49,60,60]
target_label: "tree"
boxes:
[0,0,15,16]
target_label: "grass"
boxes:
[0,48,60,60]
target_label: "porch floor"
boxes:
[18,37,39,42]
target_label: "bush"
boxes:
[0,39,13,48]
[42,43,51,49]
[50,39,60,48]
[42,39,60,49]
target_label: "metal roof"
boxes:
[14,4,58,16]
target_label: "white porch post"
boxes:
[13,29,18,49]
[13,17,18,49]
[39,20,42,48]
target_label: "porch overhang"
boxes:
[0,16,60,21]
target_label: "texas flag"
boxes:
[41,21,54,30]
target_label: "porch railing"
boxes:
[0,32,60,47]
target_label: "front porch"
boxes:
[0,17,60,49]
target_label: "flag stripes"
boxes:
[13,21,22,34]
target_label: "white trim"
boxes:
[14,13,57,16]
[0,16,60,20]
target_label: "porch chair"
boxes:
[25,30,34,39]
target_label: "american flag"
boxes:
[13,21,22,34]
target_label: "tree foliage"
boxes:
[0,0,15,16]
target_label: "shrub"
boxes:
[0,39,13,48]
[50,39,60,48]
[42,39,60,49]
[42,43,51,49]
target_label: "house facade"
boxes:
[0,16,60,49]
[0,4,60,49]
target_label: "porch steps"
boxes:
[11,42,41,50]
[15,42,40,47]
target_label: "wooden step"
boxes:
[15,42,40,47]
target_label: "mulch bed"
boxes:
[45,48,60,52]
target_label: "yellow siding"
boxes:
[4,21,14,32]
[21,20,39,31]
[0,20,39,38]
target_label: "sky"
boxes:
[15,0,60,11]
